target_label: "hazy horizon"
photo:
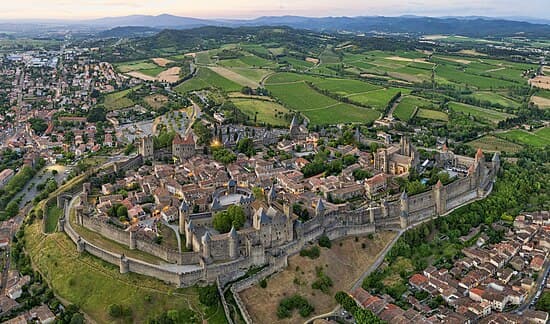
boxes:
[1,0,549,21]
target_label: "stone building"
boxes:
[139,135,154,160]
[172,132,195,162]
[289,115,308,140]
[374,136,419,175]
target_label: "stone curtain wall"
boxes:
[81,215,201,265]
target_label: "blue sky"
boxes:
[1,0,549,19]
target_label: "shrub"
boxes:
[318,235,331,248]
[311,267,333,294]
[259,278,267,288]
[198,285,219,307]
[277,294,314,319]
[299,246,320,259]
[107,304,123,318]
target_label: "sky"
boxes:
[1,0,549,20]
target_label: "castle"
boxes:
[59,131,499,291]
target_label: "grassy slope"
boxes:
[232,99,290,127]
[25,221,227,324]
[448,102,514,124]
[104,87,139,111]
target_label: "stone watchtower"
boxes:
[433,179,447,215]
[201,232,212,264]
[179,201,190,235]
[267,185,277,206]
[315,198,325,218]
[399,191,409,229]
[228,226,239,260]
[139,135,154,160]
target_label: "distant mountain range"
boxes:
[3,14,550,38]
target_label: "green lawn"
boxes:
[25,221,227,324]
[448,102,514,124]
[232,98,291,127]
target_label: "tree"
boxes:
[107,304,123,318]
[212,148,236,165]
[536,291,550,312]
[212,205,245,233]
[236,138,255,157]
[198,285,219,307]
[116,205,128,219]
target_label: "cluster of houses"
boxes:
[349,211,550,323]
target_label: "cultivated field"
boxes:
[144,94,169,110]
[448,102,514,124]
[232,98,291,127]
[497,128,550,147]
[266,81,379,124]
[531,95,550,109]
[152,57,173,67]
[157,66,181,83]
[103,86,139,111]
[209,66,261,88]
[529,75,550,89]
[416,109,448,121]
[466,135,523,153]
[175,67,242,93]
[394,96,436,121]
[240,232,397,324]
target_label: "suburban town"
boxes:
[0,2,549,323]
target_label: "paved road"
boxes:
[17,164,70,208]
[515,259,550,313]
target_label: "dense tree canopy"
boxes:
[212,205,245,233]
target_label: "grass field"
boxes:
[175,67,242,93]
[232,99,291,127]
[115,60,158,73]
[347,88,410,111]
[45,204,62,233]
[25,221,227,324]
[138,67,166,77]
[144,94,169,110]
[266,82,379,124]
[497,128,550,147]
[394,96,436,121]
[416,109,448,121]
[470,91,520,108]
[104,87,139,111]
[448,102,514,124]
[312,78,381,96]
[466,135,523,153]
[240,232,396,324]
